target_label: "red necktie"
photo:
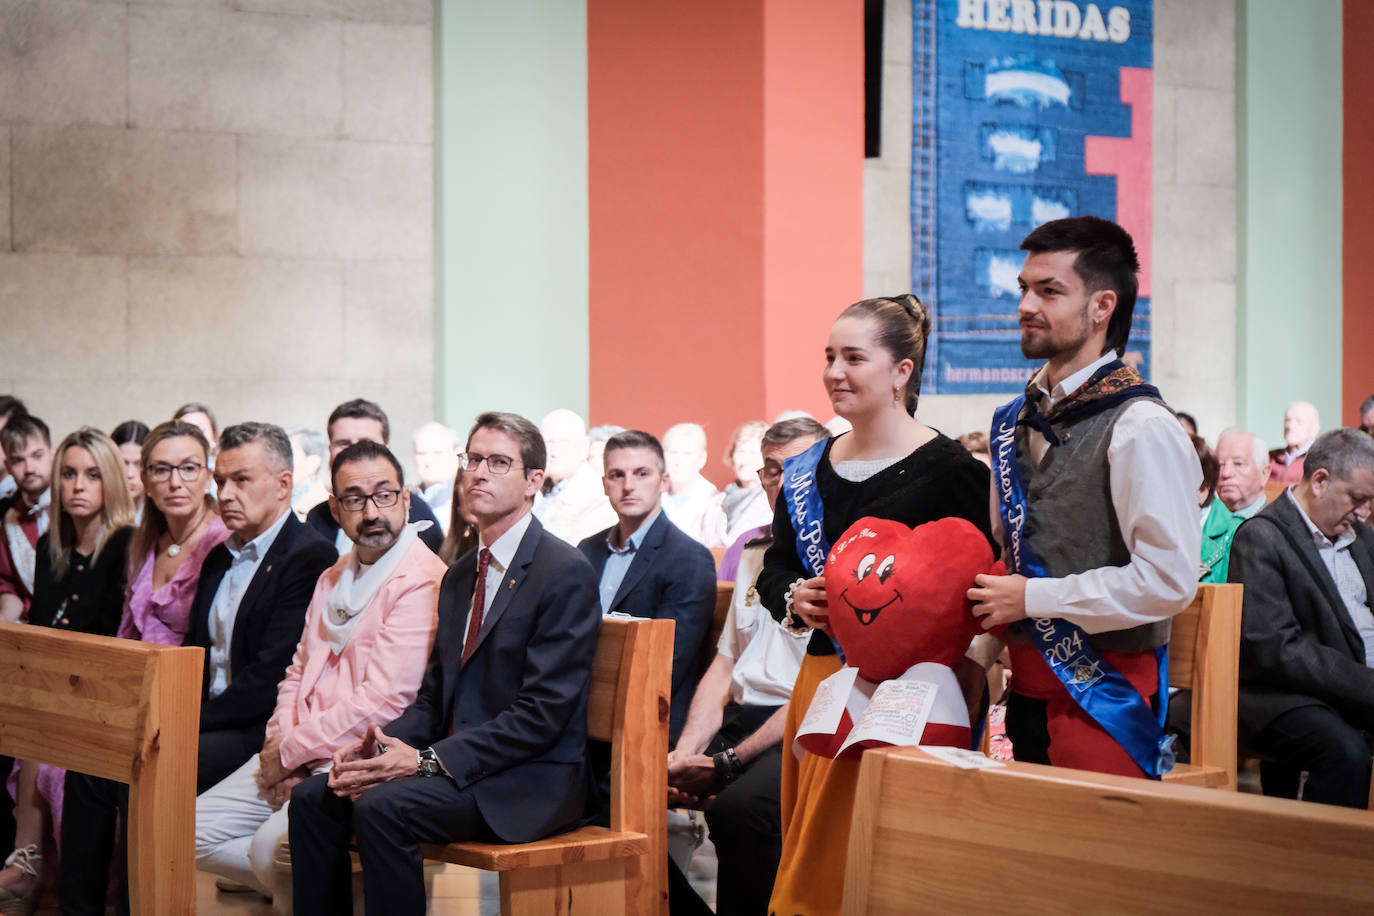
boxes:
[462,548,491,665]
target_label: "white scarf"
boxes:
[4,491,50,594]
[321,522,424,654]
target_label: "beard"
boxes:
[354,518,399,552]
[1019,306,1093,360]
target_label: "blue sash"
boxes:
[781,438,845,660]
[991,396,1174,778]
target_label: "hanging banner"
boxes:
[913,0,1154,394]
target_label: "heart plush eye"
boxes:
[876,554,896,583]
[856,553,877,580]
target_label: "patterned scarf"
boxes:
[1018,360,1162,447]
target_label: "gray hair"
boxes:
[220,422,294,473]
[1303,428,1374,482]
[762,417,830,452]
[288,427,327,462]
[1215,427,1268,469]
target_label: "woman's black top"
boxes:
[755,434,995,656]
[29,525,134,636]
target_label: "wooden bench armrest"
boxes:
[420,827,649,870]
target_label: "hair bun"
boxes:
[889,294,931,336]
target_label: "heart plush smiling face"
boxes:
[824,516,1003,682]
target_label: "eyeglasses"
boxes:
[336,489,403,512]
[458,452,521,476]
[145,462,205,483]
[757,465,783,485]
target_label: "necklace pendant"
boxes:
[167,544,182,558]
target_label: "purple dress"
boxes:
[118,517,230,645]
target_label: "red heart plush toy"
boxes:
[824,516,1004,683]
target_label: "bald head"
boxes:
[413,421,460,489]
[1284,402,1321,449]
[541,409,589,484]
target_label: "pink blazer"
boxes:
[266,537,447,770]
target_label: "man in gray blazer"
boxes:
[1229,428,1374,808]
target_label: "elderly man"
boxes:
[1359,395,1374,437]
[1201,428,1273,583]
[184,423,337,792]
[288,412,601,916]
[304,399,443,555]
[1229,428,1374,809]
[660,422,719,545]
[1269,401,1321,484]
[535,408,616,544]
[196,440,445,899]
[665,417,828,916]
[288,427,329,520]
[412,421,460,531]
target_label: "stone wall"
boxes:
[865,0,1238,440]
[0,0,435,473]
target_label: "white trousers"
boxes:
[195,754,289,896]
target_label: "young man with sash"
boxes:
[969,216,1201,779]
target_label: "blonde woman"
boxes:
[2,428,135,913]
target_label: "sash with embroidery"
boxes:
[990,366,1174,778]
[780,438,845,659]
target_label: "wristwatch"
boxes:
[417,746,441,777]
[712,747,744,787]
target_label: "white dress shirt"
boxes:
[992,351,1203,635]
[718,543,808,706]
[467,509,534,634]
[207,507,292,698]
[1287,489,1374,665]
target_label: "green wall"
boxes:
[1237,0,1343,443]
[434,0,589,434]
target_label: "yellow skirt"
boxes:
[768,652,862,916]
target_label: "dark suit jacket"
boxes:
[384,515,600,844]
[184,510,336,734]
[1228,492,1374,740]
[578,511,717,738]
[304,494,444,556]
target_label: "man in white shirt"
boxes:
[971,215,1201,779]
[535,408,617,544]
[412,421,460,531]
[185,423,336,792]
[1229,428,1374,809]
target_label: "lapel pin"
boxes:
[507,579,515,590]
[265,565,273,573]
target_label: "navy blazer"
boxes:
[184,511,336,734]
[304,494,444,556]
[578,510,717,738]
[1229,492,1374,739]
[384,515,601,844]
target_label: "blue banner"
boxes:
[914,0,1154,394]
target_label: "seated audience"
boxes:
[660,422,719,545]
[61,420,230,916]
[1,428,135,913]
[185,423,336,792]
[664,420,823,916]
[1269,401,1320,483]
[303,400,443,555]
[717,418,830,584]
[1229,428,1374,809]
[703,420,773,550]
[579,430,717,740]
[1194,435,1234,581]
[587,423,624,471]
[288,412,600,916]
[1176,411,1199,438]
[0,396,27,502]
[0,414,52,623]
[412,421,460,531]
[110,420,150,521]
[197,441,445,902]
[1201,427,1272,583]
[288,427,330,521]
[174,402,221,463]
[438,470,478,566]
[957,429,992,467]
[534,408,616,544]
[1360,394,1374,437]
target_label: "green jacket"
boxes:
[1199,499,1244,583]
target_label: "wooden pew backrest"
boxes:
[0,621,203,916]
[844,747,1374,916]
[1162,582,1242,789]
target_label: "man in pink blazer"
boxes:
[195,440,447,901]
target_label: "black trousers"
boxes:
[59,771,130,916]
[669,703,784,916]
[198,725,265,794]
[1252,703,1374,810]
[288,771,494,916]
[0,756,15,855]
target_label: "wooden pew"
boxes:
[844,747,1374,916]
[1162,583,1242,789]
[421,616,674,916]
[705,580,734,665]
[0,621,203,916]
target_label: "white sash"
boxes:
[321,522,424,654]
[3,493,47,594]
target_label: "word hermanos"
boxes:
[956,0,1132,44]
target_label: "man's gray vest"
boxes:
[1007,394,1171,653]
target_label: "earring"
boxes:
[893,387,903,406]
